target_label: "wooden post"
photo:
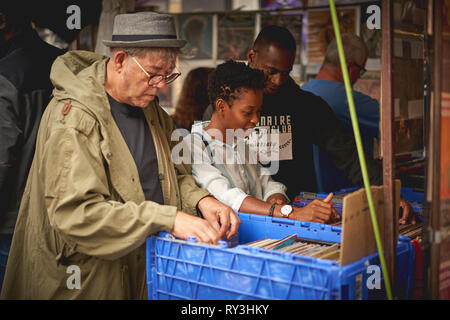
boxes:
[430,0,442,300]
[381,0,396,290]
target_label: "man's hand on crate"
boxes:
[399,199,416,225]
[197,196,241,240]
[171,210,224,244]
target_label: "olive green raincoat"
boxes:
[0,51,209,299]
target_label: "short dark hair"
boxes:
[208,60,265,107]
[253,25,296,53]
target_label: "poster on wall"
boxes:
[394,119,424,155]
[306,8,357,64]
[393,0,427,34]
[392,38,425,155]
[441,29,450,199]
[260,11,304,64]
[442,93,450,200]
[177,14,213,60]
[260,0,304,9]
[218,13,256,61]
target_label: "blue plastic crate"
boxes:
[236,213,414,300]
[400,187,424,204]
[146,212,414,300]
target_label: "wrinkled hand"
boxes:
[291,193,337,224]
[399,198,416,225]
[266,193,289,205]
[197,196,241,239]
[171,211,222,244]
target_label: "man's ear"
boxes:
[112,50,128,73]
[247,49,256,65]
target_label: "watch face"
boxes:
[281,205,293,216]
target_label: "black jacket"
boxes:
[203,77,382,199]
[0,29,63,235]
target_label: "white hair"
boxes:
[109,46,181,62]
[324,34,368,66]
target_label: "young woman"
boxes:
[188,60,338,224]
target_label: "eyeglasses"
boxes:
[131,56,181,86]
[353,61,367,77]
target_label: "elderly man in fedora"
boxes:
[0,12,240,300]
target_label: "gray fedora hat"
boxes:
[103,12,186,48]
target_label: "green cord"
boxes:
[328,0,393,300]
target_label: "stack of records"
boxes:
[245,234,341,261]
[399,223,423,240]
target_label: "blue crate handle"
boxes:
[271,217,296,225]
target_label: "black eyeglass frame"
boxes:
[131,56,181,86]
[352,61,367,77]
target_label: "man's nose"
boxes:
[271,73,283,87]
[155,80,166,89]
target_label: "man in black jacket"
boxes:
[0,4,63,289]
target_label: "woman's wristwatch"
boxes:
[269,203,293,218]
[280,204,293,218]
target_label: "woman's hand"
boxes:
[289,193,338,224]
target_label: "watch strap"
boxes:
[268,202,277,217]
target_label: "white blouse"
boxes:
[185,121,288,212]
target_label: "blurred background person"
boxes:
[302,33,379,193]
[172,67,214,131]
[0,3,63,290]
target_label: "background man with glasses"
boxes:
[302,33,380,194]
[1,12,239,300]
